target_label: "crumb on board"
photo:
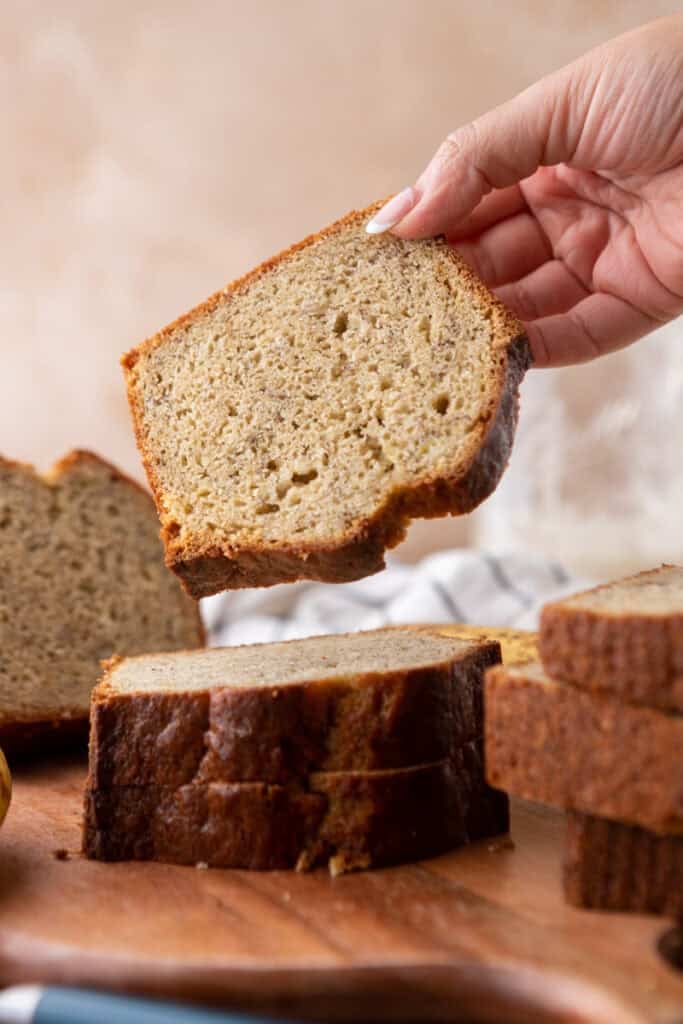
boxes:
[195,861,209,870]
[52,848,70,861]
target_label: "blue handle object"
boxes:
[33,987,282,1024]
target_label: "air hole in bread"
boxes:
[291,469,318,486]
[333,311,348,336]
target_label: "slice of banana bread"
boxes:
[122,202,529,597]
[564,812,682,917]
[84,742,509,874]
[0,451,203,754]
[539,565,683,711]
[485,662,683,835]
[87,628,501,787]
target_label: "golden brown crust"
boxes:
[564,812,683,917]
[305,741,509,874]
[122,202,530,598]
[85,782,326,869]
[1,449,158,500]
[49,449,147,490]
[539,567,683,712]
[484,662,683,835]
[87,637,501,787]
[83,744,509,872]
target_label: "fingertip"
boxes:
[391,178,485,241]
[365,187,420,235]
[389,218,433,241]
[389,197,448,240]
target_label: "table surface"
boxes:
[0,756,681,1023]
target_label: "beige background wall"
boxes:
[3,1,682,575]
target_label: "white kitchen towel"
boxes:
[203,548,588,646]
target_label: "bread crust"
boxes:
[484,663,683,835]
[563,811,682,917]
[83,742,509,873]
[539,566,683,712]
[122,202,530,598]
[87,637,501,787]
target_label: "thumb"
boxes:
[387,61,591,240]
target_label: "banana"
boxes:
[0,748,11,827]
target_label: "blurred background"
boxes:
[2,0,682,580]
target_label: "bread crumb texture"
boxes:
[0,451,202,740]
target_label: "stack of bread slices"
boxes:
[485,565,683,917]
[84,627,511,874]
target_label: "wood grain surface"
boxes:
[0,757,681,1024]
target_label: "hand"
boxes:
[366,17,683,367]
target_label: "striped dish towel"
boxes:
[204,548,587,647]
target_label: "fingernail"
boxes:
[365,187,419,235]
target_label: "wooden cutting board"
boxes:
[0,756,681,1024]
